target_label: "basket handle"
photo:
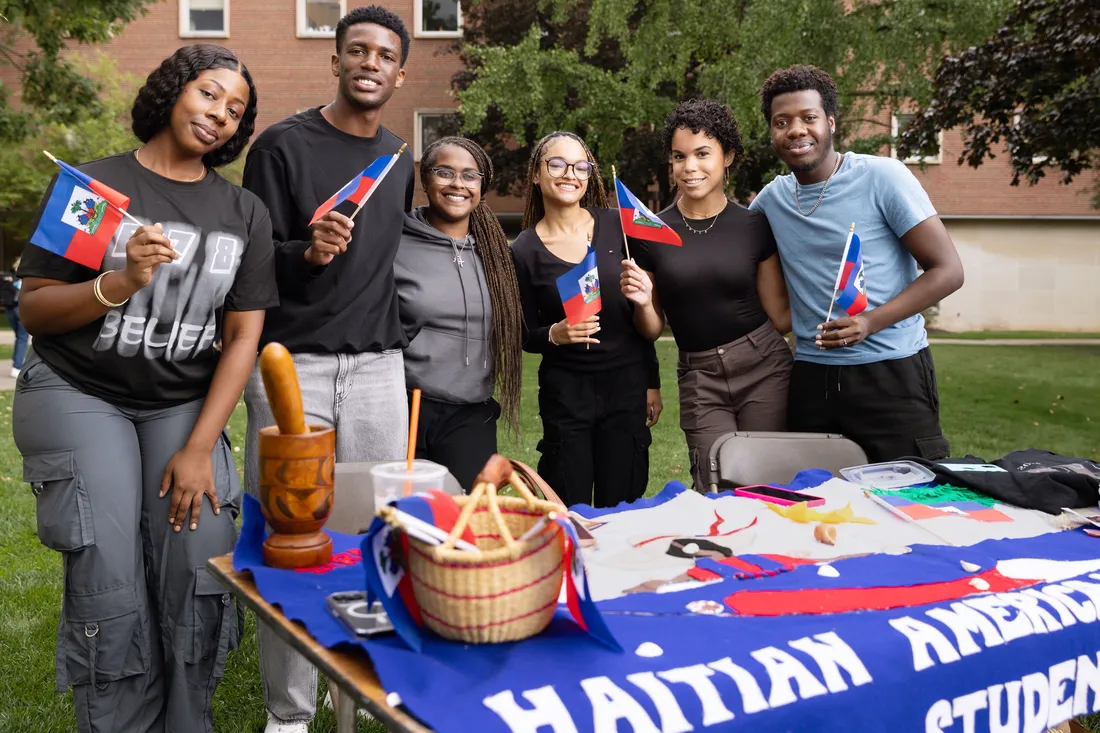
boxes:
[440,455,544,554]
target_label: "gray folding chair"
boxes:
[705,431,868,491]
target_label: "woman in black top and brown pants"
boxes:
[512,131,662,508]
[623,100,792,492]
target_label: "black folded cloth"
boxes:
[904,449,1100,515]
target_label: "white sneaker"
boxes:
[9,367,18,379]
[263,714,308,733]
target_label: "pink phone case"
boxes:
[734,484,826,507]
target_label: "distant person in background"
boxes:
[395,136,523,491]
[0,257,29,378]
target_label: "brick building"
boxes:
[8,0,1100,330]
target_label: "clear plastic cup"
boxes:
[370,460,448,506]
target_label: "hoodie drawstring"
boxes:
[449,236,472,366]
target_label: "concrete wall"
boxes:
[934,218,1100,332]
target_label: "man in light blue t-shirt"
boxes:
[749,64,964,463]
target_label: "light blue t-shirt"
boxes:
[750,153,937,365]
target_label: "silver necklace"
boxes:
[794,152,842,217]
[677,198,727,235]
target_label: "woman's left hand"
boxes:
[646,388,663,427]
[161,445,220,532]
[816,314,874,350]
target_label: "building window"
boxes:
[891,113,941,165]
[415,110,457,160]
[1012,114,1048,164]
[297,0,345,38]
[180,0,229,38]
[415,0,462,38]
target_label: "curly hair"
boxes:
[336,5,410,64]
[521,131,608,230]
[661,98,745,164]
[760,64,839,124]
[131,44,257,169]
[421,136,523,437]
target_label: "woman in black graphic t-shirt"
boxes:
[623,99,793,492]
[12,46,276,733]
[511,131,662,509]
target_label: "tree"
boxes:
[454,0,1014,204]
[897,0,1099,198]
[0,0,154,138]
[0,56,141,240]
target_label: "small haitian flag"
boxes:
[31,157,131,270]
[363,515,426,650]
[553,515,621,651]
[833,223,868,316]
[310,147,404,224]
[615,177,681,246]
[555,248,602,326]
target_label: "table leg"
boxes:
[332,683,358,733]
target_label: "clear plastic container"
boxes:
[370,460,449,506]
[840,460,937,489]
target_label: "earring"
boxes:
[723,170,730,188]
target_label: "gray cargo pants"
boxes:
[12,351,242,733]
[243,349,407,724]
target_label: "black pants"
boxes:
[788,347,950,463]
[412,394,500,493]
[536,362,651,508]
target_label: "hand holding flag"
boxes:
[553,248,602,348]
[818,222,872,350]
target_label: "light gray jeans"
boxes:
[243,349,407,724]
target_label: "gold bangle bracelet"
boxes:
[93,271,129,308]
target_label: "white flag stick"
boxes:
[824,221,856,325]
[611,165,631,261]
[43,149,144,228]
[349,143,407,222]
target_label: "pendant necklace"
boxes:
[794,152,842,217]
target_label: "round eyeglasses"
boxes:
[430,167,485,185]
[543,157,595,180]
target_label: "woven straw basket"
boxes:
[380,455,565,644]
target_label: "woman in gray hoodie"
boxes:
[394,136,523,491]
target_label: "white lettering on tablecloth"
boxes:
[923,652,1100,733]
[892,576,1100,673]
[482,631,871,732]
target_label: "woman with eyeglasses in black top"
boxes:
[511,131,662,508]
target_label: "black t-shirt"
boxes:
[19,152,278,409]
[511,208,659,387]
[633,200,777,352]
[242,107,415,354]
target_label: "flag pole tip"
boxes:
[397,142,408,155]
[849,222,855,232]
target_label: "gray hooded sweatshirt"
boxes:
[394,206,494,404]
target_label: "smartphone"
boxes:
[734,484,825,507]
[326,591,396,639]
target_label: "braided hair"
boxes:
[131,44,257,169]
[421,136,524,436]
[521,131,608,230]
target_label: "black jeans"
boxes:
[412,393,500,493]
[536,362,651,508]
[788,347,950,463]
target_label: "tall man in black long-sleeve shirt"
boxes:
[240,7,413,731]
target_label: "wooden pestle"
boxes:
[260,343,306,436]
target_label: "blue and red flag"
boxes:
[555,248,602,326]
[397,490,477,546]
[31,157,131,270]
[833,225,868,316]
[614,177,681,246]
[552,515,621,651]
[310,146,405,224]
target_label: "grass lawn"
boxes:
[930,330,1100,340]
[0,343,1098,732]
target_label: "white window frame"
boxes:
[414,0,462,39]
[891,113,941,165]
[415,109,457,161]
[296,0,346,39]
[1012,113,1049,164]
[179,0,230,39]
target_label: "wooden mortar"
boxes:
[257,342,336,569]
